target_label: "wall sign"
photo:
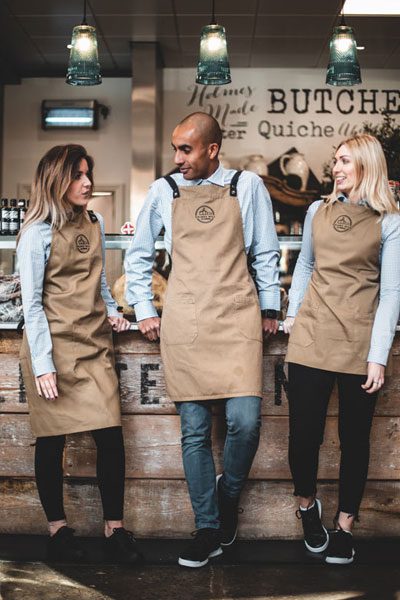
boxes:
[163,68,400,182]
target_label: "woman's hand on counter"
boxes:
[138,316,161,341]
[283,316,295,334]
[35,372,58,401]
[108,316,131,332]
[362,362,385,394]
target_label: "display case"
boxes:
[0,234,303,329]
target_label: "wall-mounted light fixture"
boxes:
[196,0,231,86]
[326,3,361,86]
[66,0,102,86]
[41,100,110,129]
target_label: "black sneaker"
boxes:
[48,526,85,562]
[216,474,242,546]
[178,528,222,568]
[325,528,355,564]
[296,498,329,553]
[104,527,143,564]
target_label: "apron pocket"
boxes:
[234,294,262,342]
[315,307,355,342]
[289,317,315,347]
[161,293,198,345]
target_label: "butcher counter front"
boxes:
[0,329,399,539]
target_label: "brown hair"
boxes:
[19,144,94,238]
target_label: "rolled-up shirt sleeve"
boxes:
[124,183,164,322]
[368,213,400,365]
[17,226,55,376]
[250,178,281,310]
[97,212,119,317]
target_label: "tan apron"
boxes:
[20,210,121,437]
[286,200,382,375]
[160,173,263,402]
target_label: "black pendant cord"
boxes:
[339,0,346,25]
[211,0,216,24]
[82,0,87,25]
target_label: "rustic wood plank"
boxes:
[1,478,398,539]
[0,331,22,354]
[3,329,400,356]
[3,352,400,416]
[2,414,399,481]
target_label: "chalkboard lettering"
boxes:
[141,363,160,405]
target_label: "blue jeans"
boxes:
[175,396,261,530]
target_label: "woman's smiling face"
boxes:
[332,144,357,198]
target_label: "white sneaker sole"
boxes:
[178,547,223,568]
[326,549,355,565]
[221,529,237,547]
[303,498,329,553]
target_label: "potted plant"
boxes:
[362,111,400,181]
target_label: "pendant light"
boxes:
[326,4,361,87]
[66,0,102,86]
[196,0,231,86]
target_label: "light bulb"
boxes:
[334,36,353,53]
[75,34,93,53]
[203,34,225,54]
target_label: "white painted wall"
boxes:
[2,78,131,220]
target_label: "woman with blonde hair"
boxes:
[18,144,141,563]
[284,134,400,564]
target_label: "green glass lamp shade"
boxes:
[326,24,361,86]
[196,24,231,85]
[66,24,102,86]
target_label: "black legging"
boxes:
[35,426,125,522]
[288,363,378,518]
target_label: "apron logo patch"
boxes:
[195,205,215,223]
[333,215,352,232]
[76,234,90,253]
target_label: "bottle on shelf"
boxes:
[1,199,10,235]
[18,199,26,229]
[9,199,19,235]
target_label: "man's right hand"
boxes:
[138,316,161,341]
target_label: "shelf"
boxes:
[0,321,140,331]
[0,234,303,251]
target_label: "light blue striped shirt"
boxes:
[124,164,281,321]
[17,212,118,377]
[287,197,400,366]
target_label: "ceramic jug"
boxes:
[242,154,268,176]
[279,152,309,191]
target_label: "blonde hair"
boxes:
[328,134,398,215]
[18,144,94,239]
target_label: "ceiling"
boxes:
[0,0,399,83]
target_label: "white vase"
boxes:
[279,152,309,191]
[242,154,268,176]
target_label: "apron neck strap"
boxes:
[230,170,242,197]
[87,210,98,223]
[164,175,180,198]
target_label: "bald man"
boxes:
[125,112,280,568]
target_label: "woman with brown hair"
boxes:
[17,144,141,563]
[284,134,400,564]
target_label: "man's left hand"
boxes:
[262,318,279,336]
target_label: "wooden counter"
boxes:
[1,330,399,539]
